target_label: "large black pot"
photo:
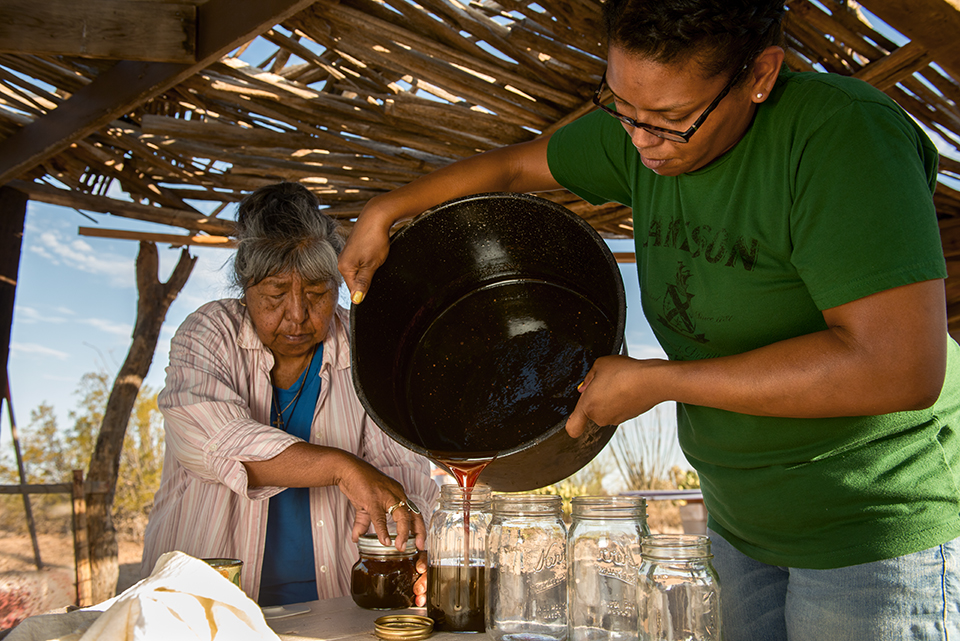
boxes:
[350,193,626,491]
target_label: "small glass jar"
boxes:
[427,484,492,633]
[351,534,418,610]
[568,495,649,641]
[486,493,568,641]
[637,534,721,641]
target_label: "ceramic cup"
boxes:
[203,557,243,588]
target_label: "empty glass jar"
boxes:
[427,484,492,633]
[637,534,721,641]
[568,495,648,641]
[486,493,568,641]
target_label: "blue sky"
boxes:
[2,199,237,433]
[0,199,666,446]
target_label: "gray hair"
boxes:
[231,182,344,292]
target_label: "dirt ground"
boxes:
[0,533,144,632]
[0,532,144,593]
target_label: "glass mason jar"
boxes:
[567,496,649,641]
[427,484,492,633]
[486,494,568,641]
[350,533,419,610]
[637,534,721,641]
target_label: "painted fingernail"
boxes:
[352,290,365,304]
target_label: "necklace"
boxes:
[271,346,317,431]
[272,381,305,431]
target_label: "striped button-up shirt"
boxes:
[141,299,439,601]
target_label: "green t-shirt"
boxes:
[548,70,960,568]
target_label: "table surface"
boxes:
[268,595,486,641]
[620,489,704,502]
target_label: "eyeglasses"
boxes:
[592,62,749,143]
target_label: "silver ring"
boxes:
[386,501,405,517]
[405,500,421,515]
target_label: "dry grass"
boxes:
[0,530,145,593]
[645,499,684,534]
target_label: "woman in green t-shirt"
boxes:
[338,1,960,638]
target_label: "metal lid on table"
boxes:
[374,614,434,640]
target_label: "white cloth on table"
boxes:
[5,551,280,641]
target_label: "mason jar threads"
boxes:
[351,533,419,610]
[427,484,492,632]
[567,495,649,641]
[486,493,568,641]
[637,534,721,641]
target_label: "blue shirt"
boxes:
[258,345,323,606]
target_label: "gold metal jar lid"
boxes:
[374,614,434,640]
[358,533,419,556]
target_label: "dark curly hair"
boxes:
[602,0,785,79]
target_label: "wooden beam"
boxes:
[853,40,932,91]
[9,179,235,235]
[0,0,196,63]
[0,481,110,495]
[0,0,317,186]
[856,0,960,81]
[614,252,636,263]
[78,226,235,248]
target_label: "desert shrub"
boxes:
[0,371,164,539]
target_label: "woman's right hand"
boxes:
[338,202,394,305]
[335,451,428,551]
[246,444,427,549]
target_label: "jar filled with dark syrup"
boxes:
[427,483,492,632]
[351,533,418,610]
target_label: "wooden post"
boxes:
[72,470,93,607]
[0,185,27,405]
[4,376,43,570]
[0,186,42,569]
[85,242,195,602]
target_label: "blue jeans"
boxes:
[709,528,960,640]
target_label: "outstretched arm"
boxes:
[243,443,426,551]
[566,279,949,436]
[338,136,560,303]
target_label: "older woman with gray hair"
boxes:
[142,182,439,607]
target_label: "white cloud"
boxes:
[13,305,70,324]
[10,342,70,360]
[81,318,132,338]
[28,230,134,288]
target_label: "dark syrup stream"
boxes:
[428,457,493,632]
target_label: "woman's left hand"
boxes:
[565,355,666,438]
[413,550,428,607]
